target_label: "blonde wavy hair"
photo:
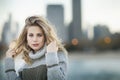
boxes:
[11,16,67,64]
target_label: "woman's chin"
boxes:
[32,47,40,51]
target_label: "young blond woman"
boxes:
[5,16,68,80]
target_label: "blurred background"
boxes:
[0,0,120,80]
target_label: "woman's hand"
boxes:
[6,41,16,58]
[47,41,58,53]
[6,48,16,58]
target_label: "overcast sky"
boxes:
[82,0,120,33]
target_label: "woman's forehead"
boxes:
[27,26,43,33]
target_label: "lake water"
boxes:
[67,51,120,80]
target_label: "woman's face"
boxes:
[27,26,45,52]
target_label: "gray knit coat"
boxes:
[5,46,68,80]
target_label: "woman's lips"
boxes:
[32,44,39,47]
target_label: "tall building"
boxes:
[2,14,19,45]
[47,5,68,43]
[2,14,12,45]
[70,0,82,41]
[94,24,111,41]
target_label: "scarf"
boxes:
[29,45,46,60]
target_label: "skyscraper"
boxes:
[69,0,82,45]
[2,14,19,45]
[72,0,82,41]
[47,5,68,43]
[2,14,12,45]
[94,24,111,41]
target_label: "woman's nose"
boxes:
[33,36,37,41]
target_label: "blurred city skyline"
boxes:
[0,0,120,36]
[0,0,120,32]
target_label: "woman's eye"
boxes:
[37,34,42,37]
[29,34,33,37]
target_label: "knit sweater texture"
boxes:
[5,46,68,80]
